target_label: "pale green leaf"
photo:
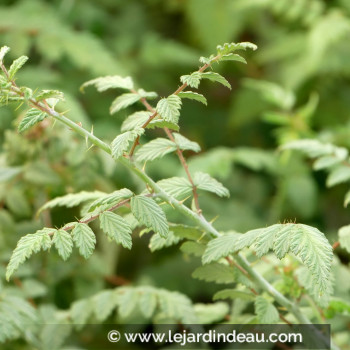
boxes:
[35,90,64,101]
[137,88,157,99]
[157,177,192,200]
[135,138,176,162]
[72,223,96,259]
[130,196,168,237]
[180,241,206,257]
[194,302,229,324]
[81,75,134,92]
[38,191,105,215]
[92,290,119,322]
[71,299,94,325]
[99,211,132,249]
[192,263,235,284]
[88,188,133,212]
[149,231,181,252]
[117,289,138,318]
[216,42,258,55]
[180,71,202,88]
[194,172,230,197]
[110,93,140,114]
[255,296,279,323]
[6,228,54,280]
[213,289,255,301]
[18,108,47,133]
[220,53,247,64]
[313,156,342,170]
[326,166,350,187]
[8,55,28,79]
[111,128,144,159]
[52,230,73,261]
[178,91,207,105]
[169,224,205,241]
[121,111,151,132]
[201,72,231,89]
[156,95,182,123]
[147,118,180,131]
[0,166,22,182]
[344,190,350,207]
[173,133,201,152]
[138,288,157,318]
[339,225,350,253]
[0,46,10,63]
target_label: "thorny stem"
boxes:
[1,61,339,350]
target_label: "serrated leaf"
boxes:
[88,188,133,212]
[149,231,181,252]
[52,230,73,261]
[99,212,132,249]
[81,75,134,92]
[147,118,179,131]
[180,241,206,257]
[217,42,258,55]
[111,128,144,159]
[72,223,96,259]
[173,133,201,152]
[6,228,54,280]
[255,296,279,323]
[35,90,64,101]
[92,290,119,322]
[170,224,205,241]
[194,303,229,324]
[156,95,182,123]
[178,91,207,105]
[201,72,231,89]
[203,224,333,298]
[8,55,28,79]
[137,88,157,99]
[213,289,255,301]
[220,53,247,64]
[192,263,235,284]
[121,111,151,132]
[326,166,350,187]
[131,196,168,238]
[117,289,138,318]
[71,299,94,326]
[339,225,350,253]
[139,288,157,318]
[38,191,104,215]
[135,138,177,162]
[110,93,140,114]
[194,172,230,197]
[157,177,192,200]
[180,72,202,88]
[0,46,10,62]
[18,108,47,133]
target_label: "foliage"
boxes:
[0,1,350,349]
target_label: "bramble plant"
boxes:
[0,41,346,350]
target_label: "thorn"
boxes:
[209,215,219,224]
[178,195,191,204]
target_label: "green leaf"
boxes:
[117,289,139,318]
[201,72,231,89]
[313,156,342,170]
[0,166,22,182]
[149,231,181,252]
[71,299,94,325]
[8,55,28,79]
[194,302,229,324]
[156,95,182,123]
[72,223,96,259]
[88,188,134,212]
[92,290,119,322]
[180,241,206,257]
[6,228,54,280]
[81,75,134,92]
[157,177,192,200]
[110,93,141,114]
[121,111,151,132]
[194,172,230,197]
[326,166,350,187]
[173,133,201,152]
[220,53,247,64]
[52,230,73,261]
[0,46,10,63]
[217,42,258,55]
[147,118,180,131]
[130,196,168,238]
[35,90,64,101]
[255,296,279,323]
[203,224,333,298]
[18,108,47,133]
[213,289,255,301]
[192,263,235,284]
[99,211,132,249]
[138,288,157,318]
[111,128,144,159]
[137,88,158,99]
[339,225,350,253]
[344,190,350,207]
[178,91,207,105]
[135,138,177,162]
[170,224,205,241]
[38,191,104,215]
[180,72,202,88]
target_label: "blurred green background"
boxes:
[1,0,350,348]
